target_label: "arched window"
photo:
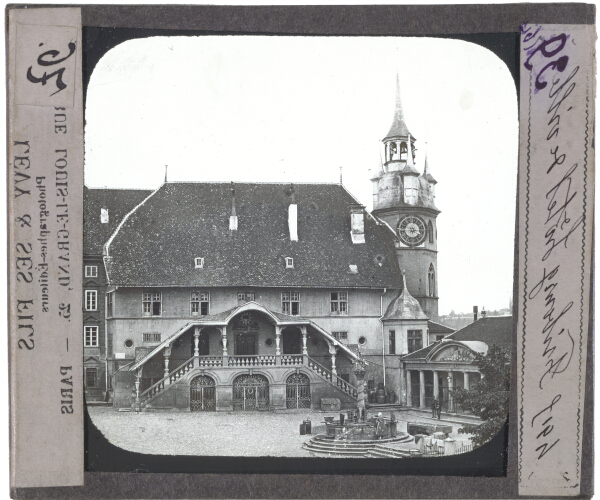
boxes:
[428,264,436,297]
[399,142,407,160]
[428,221,434,244]
[389,142,398,161]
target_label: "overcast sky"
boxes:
[85,36,518,315]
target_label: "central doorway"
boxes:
[190,375,216,411]
[232,374,269,410]
[282,328,302,354]
[235,333,257,355]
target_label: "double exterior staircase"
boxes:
[137,354,360,408]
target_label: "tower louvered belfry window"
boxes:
[428,221,434,244]
[428,264,436,297]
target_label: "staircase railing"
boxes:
[169,357,195,383]
[139,356,195,405]
[307,356,333,381]
[307,356,358,399]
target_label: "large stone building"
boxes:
[82,79,508,412]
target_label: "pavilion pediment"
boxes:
[428,342,476,363]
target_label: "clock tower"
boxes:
[371,76,440,318]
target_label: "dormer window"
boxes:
[100,208,109,223]
[348,265,358,274]
[195,257,204,269]
[285,257,294,268]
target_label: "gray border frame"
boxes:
[8,3,594,498]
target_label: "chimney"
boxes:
[473,305,478,321]
[288,184,298,241]
[229,183,238,231]
[350,205,365,244]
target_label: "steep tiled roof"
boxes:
[84,186,153,256]
[106,182,403,288]
[401,316,513,360]
[428,320,455,335]
[449,316,513,348]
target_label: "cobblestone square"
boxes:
[88,407,473,457]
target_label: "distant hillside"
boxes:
[438,309,511,331]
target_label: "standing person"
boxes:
[431,398,438,418]
[437,400,442,420]
[375,412,385,439]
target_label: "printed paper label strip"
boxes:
[517,24,595,497]
[8,8,84,488]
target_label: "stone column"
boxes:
[406,370,412,406]
[448,371,454,412]
[301,326,308,363]
[134,368,142,410]
[221,326,228,359]
[433,370,439,399]
[419,370,426,409]
[275,326,281,365]
[163,346,171,380]
[329,343,337,377]
[463,371,470,391]
[193,327,200,367]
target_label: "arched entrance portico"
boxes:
[286,372,311,408]
[190,375,216,411]
[232,374,269,410]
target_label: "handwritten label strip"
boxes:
[517,24,595,497]
[8,8,84,488]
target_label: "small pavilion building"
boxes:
[400,315,512,411]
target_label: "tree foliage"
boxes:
[452,344,510,447]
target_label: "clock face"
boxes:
[398,215,427,246]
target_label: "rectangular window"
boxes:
[143,333,161,343]
[282,291,300,315]
[332,331,348,341]
[85,265,98,278]
[238,292,255,303]
[107,292,113,317]
[143,292,162,316]
[191,292,209,315]
[367,379,375,391]
[389,330,396,354]
[408,329,423,353]
[330,291,348,314]
[84,326,98,347]
[85,367,98,388]
[85,290,97,311]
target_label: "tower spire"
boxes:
[384,75,413,140]
[423,151,437,184]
